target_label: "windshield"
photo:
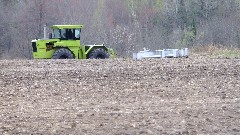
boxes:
[53,28,81,39]
[53,29,61,38]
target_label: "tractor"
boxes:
[31,25,115,59]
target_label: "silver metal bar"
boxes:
[133,48,189,60]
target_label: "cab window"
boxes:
[53,29,61,38]
[53,28,81,40]
[75,29,80,39]
[61,29,67,39]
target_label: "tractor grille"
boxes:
[32,42,37,52]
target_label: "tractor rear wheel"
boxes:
[52,48,74,59]
[89,48,110,59]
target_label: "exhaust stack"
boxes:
[44,24,47,39]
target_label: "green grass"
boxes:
[191,45,240,59]
[213,49,240,58]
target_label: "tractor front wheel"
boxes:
[52,48,74,59]
[89,48,110,59]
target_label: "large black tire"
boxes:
[89,48,110,59]
[52,48,74,59]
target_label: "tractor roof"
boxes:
[50,25,83,29]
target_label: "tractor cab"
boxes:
[50,25,82,40]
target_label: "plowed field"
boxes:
[0,56,240,134]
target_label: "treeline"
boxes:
[0,0,240,58]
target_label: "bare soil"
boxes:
[0,56,240,135]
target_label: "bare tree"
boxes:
[1,0,240,59]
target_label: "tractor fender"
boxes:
[85,44,108,56]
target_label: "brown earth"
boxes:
[0,56,239,135]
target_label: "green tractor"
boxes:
[31,25,115,59]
